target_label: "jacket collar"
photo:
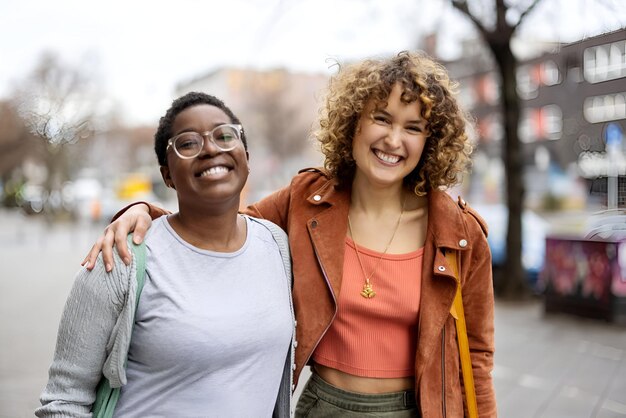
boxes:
[306,179,470,253]
[306,176,347,207]
[427,189,472,251]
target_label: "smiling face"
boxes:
[160,104,249,211]
[351,83,428,190]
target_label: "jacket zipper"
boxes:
[303,242,338,369]
[442,325,447,417]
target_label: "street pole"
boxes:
[605,123,623,210]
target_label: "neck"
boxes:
[350,176,406,217]
[169,202,245,252]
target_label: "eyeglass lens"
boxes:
[174,125,240,157]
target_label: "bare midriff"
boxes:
[313,363,415,394]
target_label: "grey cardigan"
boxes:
[36,216,295,418]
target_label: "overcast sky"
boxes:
[1,0,625,125]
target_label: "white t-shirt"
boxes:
[114,215,292,418]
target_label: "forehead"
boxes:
[367,84,422,115]
[172,104,231,131]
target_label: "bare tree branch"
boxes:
[451,0,490,37]
[513,0,543,30]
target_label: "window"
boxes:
[519,105,563,142]
[541,60,561,86]
[542,105,563,140]
[517,64,539,100]
[584,40,626,83]
[584,93,626,123]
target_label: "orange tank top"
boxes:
[312,237,423,378]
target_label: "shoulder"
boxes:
[278,167,344,206]
[456,196,489,238]
[68,249,132,316]
[433,190,488,239]
[245,216,292,274]
[297,166,329,177]
[247,216,288,242]
[250,167,332,208]
[88,246,134,294]
[292,167,333,190]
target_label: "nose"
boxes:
[198,134,221,156]
[384,126,403,148]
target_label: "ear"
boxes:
[160,165,175,189]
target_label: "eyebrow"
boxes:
[374,109,426,125]
[174,122,232,136]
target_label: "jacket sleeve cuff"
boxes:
[110,201,169,222]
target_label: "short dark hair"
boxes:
[154,92,248,166]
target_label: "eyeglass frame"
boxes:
[166,123,244,159]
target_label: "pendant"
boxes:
[361,282,376,298]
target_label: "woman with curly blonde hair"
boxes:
[318,51,472,194]
[84,51,497,417]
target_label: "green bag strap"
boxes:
[129,235,147,309]
[92,235,146,418]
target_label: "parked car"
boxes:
[585,209,626,241]
[472,203,549,291]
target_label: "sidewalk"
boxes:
[493,300,626,418]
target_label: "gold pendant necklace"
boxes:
[347,195,406,299]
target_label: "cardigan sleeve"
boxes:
[36,255,132,417]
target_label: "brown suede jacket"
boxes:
[137,168,497,417]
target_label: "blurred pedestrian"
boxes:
[84,51,496,417]
[37,92,295,417]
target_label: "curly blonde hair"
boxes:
[317,51,473,195]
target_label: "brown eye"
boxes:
[373,115,390,124]
[173,133,203,157]
[176,133,202,150]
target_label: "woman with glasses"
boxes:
[36,92,295,417]
[83,51,496,417]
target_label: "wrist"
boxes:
[112,201,152,222]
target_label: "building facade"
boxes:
[446,29,626,208]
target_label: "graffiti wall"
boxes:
[541,237,626,321]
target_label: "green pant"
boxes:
[295,372,420,417]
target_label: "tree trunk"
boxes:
[490,41,529,298]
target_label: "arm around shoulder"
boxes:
[244,184,293,230]
[112,201,170,222]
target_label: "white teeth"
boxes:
[200,166,229,176]
[374,150,400,164]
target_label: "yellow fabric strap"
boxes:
[445,250,478,418]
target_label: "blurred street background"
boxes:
[2,0,626,417]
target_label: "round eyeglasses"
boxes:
[166,124,243,159]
